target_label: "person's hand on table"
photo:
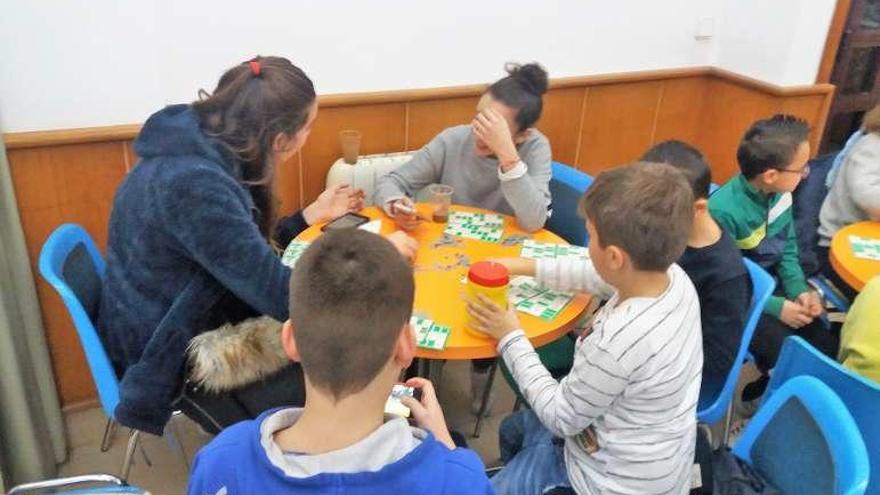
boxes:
[387,231,418,263]
[388,197,423,231]
[472,108,520,172]
[490,257,536,277]
[467,294,521,340]
[796,290,823,318]
[780,299,814,329]
[302,184,365,225]
[399,378,456,450]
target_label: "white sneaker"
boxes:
[470,367,496,417]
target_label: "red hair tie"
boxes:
[249,60,261,77]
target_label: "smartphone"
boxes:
[384,384,423,418]
[321,212,370,231]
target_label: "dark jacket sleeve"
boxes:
[157,165,292,321]
[274,210,309,248]
[700,274,752,383]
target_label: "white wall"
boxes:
[715,0,836,86]
[0,0,834,133]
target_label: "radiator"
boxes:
[325,152,414,206]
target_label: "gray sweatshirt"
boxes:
[373,125,552,231]
[819,132,880,246]
[262,408,424,477]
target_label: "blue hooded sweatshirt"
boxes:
[187,409,495,495]
[98,104,306,434]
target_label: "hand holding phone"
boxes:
[384,384,423,418]
[399,378,456,450]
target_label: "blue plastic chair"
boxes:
[546,161,593,246]
[697,258,775,444]
[38,224,116,415]
[39,224,186,482]
[765,336,880,494]
[9,474,147,494]
[732,376,869,495]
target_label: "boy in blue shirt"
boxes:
[187,229,493,495]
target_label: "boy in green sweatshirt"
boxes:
[709,114,839,406]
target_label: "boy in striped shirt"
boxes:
[469,162,702,494]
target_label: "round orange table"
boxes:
[296,205,592,359]
[830,221,880,291]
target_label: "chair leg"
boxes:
[721,398,735,446]
[472,360,498,438]
[140,444,152,468]
[100,418,117,452]
[120,429,141,483]
[416,358,430,378]
[170,412,191,471]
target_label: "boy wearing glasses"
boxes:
[710,114,838,411]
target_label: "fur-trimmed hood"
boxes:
[187,316,290,393]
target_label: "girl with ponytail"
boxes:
[98,56,415,434]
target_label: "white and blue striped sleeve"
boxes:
[536,257,615,299]
[498,330,628,438]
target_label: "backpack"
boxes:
[691,427,780,495]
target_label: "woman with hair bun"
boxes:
[375,62,553,233]
[375,62,553,414]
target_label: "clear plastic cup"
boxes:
[428,184,454,223]
[339,130,362,164]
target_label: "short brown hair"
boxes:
[579,162,694,271]
[289,229,414,400]
[641,140,712,199]
[736,114,810,180]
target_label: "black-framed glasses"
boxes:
[777,164,811,178]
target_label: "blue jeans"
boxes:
[491,410,573,495]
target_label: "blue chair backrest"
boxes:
[38,224,119,417]
[766,336,880,494]
[733,376,869,495]
[697,258,776,424]
[546,161,592,246]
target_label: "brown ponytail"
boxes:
[193,56,316,238]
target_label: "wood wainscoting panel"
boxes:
[8,141,128,404]
[780,94,834,155]
[537,87,587,166]
[697,78,780,182]
[2,67,837,406]
[653,77,708,148]
[577,81,664,174]
[406,96,481,151]
[299,103,406,205]
[124,140,138,173]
